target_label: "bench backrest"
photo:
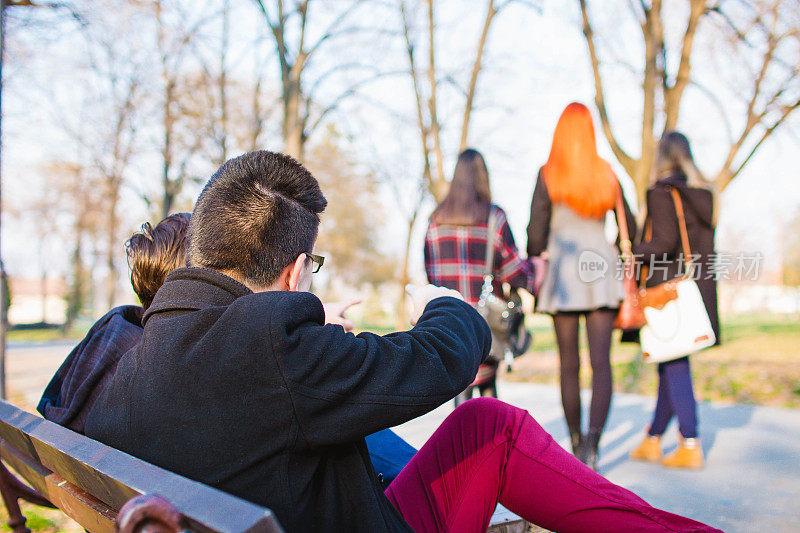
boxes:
[0,400,283,532]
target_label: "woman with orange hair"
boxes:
[527,103,635,470]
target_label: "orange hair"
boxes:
[542,102,617,219]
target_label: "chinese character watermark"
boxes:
[577,250,763,283]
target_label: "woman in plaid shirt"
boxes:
[425,149,540,404]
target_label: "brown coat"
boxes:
[633,175,720,343]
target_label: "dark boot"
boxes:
[454,386,473,407]
[477,378,497,398]
[579,428,601,471]
[569,430,583,457]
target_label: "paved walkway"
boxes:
[6,342,800,532]
[395,381,800,533]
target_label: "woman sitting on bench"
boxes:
[37,213,192,433]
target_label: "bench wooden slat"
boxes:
[1,437,117,532]
[0,401,283,533]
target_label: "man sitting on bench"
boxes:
[85,151,719,533]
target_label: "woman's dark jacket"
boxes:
[85,267,490,533]
[632,174,720,343]
[37,305,143,433]
[526,170,636,258]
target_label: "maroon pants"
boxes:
[385,398,720,533]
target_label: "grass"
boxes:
[13,312,795,408]
[505,312,800,408]
[0,502,83,532]
[7,326,88,344]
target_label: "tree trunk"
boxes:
[663,0,704,132]
[426,0,446,200]
[459,0,496,152]
[219,0,230,163]
[395,211,419,330]
[162,187,175,220]
[40,270,47,324]
[106,182,120,310]
[66,233,84,328]
[636,2,660,200]
[0,0,8,398]
[284,79,304,161]
[251,68,264,151]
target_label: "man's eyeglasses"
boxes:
[306,253,325,274]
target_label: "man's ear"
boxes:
[287,253,307,292]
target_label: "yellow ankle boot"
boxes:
[630,434,662,462]
[662,438,704,469]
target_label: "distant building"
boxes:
[719,281,800,316]
[7,277,68,325]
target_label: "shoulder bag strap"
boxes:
[484,208,498,278]
[615,185,631,257]
[479,209,499,300]
[639,218,652,290]
[669,188,694,273]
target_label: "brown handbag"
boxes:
[637,188,694,311]
[614,186,647,329]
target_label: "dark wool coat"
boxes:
[38,305,143,433]
[632,175,720,343]
[85,267,490,533]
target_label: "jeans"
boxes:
[365,429,417,484]
[649,357,699,439]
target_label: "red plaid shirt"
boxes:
[424,205,536,305]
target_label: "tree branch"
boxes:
[304,0,366,60]
[578,0,634,174]
[459,0,497,151]
[639,0,661,183]
[400,0,433,196]
[305,69,407,136]
[718,99,800,190]
[426,0,445,191]
[663,0,705,132]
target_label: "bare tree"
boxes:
[33,161,105,328]
[394,0,534,324]
[308,131,397,288]
[252,0,386,161]
[66,2,146,309]
[150,0,220,217]
[0,0,86,397]
[579,0,800,200]
[189,1,280,162]
[400,0,533,201]
[711,1,800,190]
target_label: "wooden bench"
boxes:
[0,400,283,532]
[0,399,527,532]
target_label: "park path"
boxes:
[394,383,800,533]
[6,342,800,532]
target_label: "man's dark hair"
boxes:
[187,151,327,287]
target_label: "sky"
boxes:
[2,0,799,291]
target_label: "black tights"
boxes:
[552,309,616,437]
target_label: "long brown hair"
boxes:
[430,148,492,226]
[126,212,191,310]
[542,103,617,219]
[652,131,707,187]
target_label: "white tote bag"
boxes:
[639,188,716,363]
[640,276,715,363]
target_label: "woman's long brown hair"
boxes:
[430,148,492,226]
[126,212,191,311]
[542,103,617,219]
